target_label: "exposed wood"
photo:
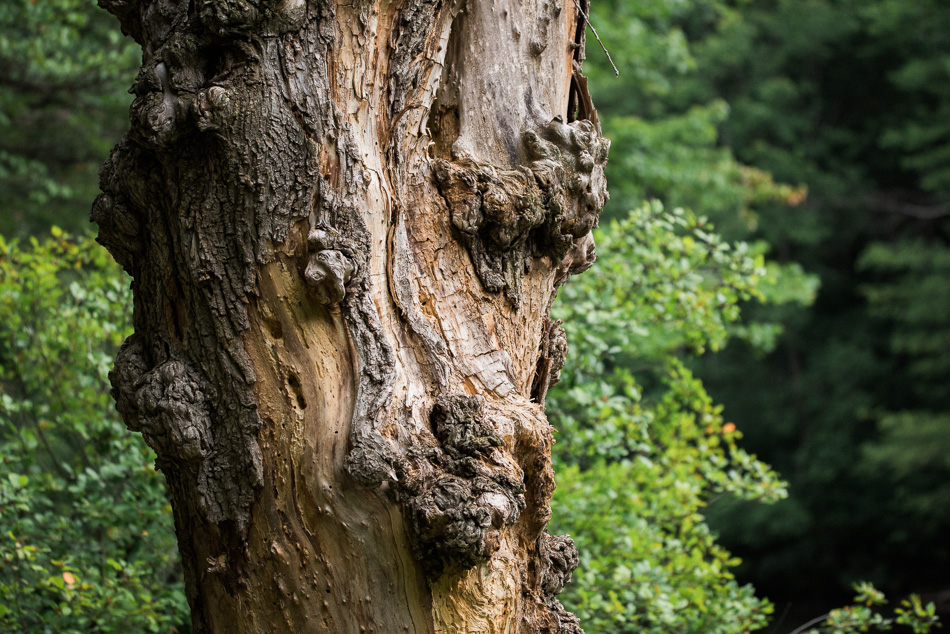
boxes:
[93,0,609,630]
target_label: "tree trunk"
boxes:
[92,0,608,630]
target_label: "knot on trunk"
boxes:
[194,85,233,132]
[525,118,610,248]
[91,191,140,273]
[130,62,195,148]
[538,533,579,597]
[197,0,309,35]
[112,335,214,465]
[111,334,262,533]
[92,138,159,274]
[525,533,584,633]
[304,228,358,305]
[531,317,568,407]
[127,36,260,146]
[433,118,609,307]
[396,394,526,577]
[199,0,264,34]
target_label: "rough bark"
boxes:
[93,0,608,630]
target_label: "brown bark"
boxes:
[93,0,609,630]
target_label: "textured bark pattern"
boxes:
[95,0,607,630]
[531,318,568,406]
[396,393,526,576]
[433,118,608,307]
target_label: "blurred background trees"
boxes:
[0,2,187,630]
[682,0,950,610]
[1,0,947,631]
[572,0,950,627]
[0,0,137,237]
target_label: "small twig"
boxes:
[870,192,950,220]
[788,612,830,634]
[769,602,793,633]
[572,0,619,76]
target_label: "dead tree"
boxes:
[93,0,608,629]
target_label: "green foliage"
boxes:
[867,0,950,198]
[857,241,950,398]
[575,0,950,609]
[555,0,949,624]
[794,582,941,634]
[0,0,138,237]
[549,203,787,632]
[585,0,807,234]
[0,232,189,632]
[854,239,950,539]
[542,2,829,628]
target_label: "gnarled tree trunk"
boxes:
[93,0,608,629]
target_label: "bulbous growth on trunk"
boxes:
[94,0,608,630]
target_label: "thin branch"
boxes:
[572,0,620,76]
[788,612,830,634]
[769,602,794,633]
[871,193,950,220]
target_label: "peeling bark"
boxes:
[94,0,608,630]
